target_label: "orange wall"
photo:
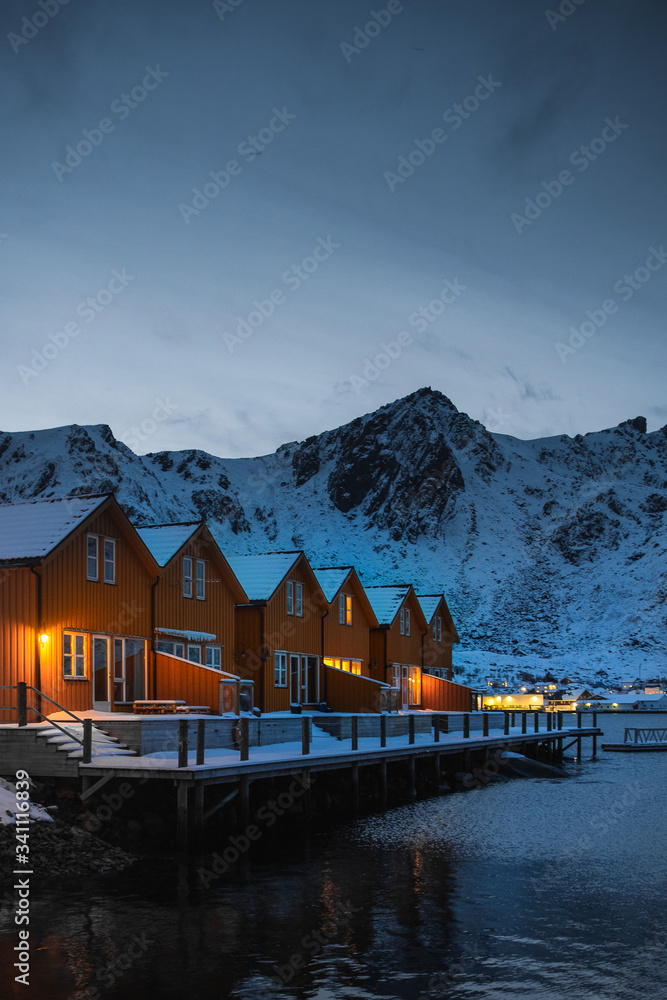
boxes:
[37,508,154,712]
[0,567,37,721]
[322,579,373,671]
[153,535,236,674]
[385,590,426,666]
[421,673,473,712]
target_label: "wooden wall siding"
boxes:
[154,538,236,674]
[35,509,154,712]
[368,629,389,684]
[423,638,453,677]
[385,590,427,666]
[421,673,473,712]
[155,652,242,713]
[0,568,37,722]
[323,667,391,714]
[322,587,372,668]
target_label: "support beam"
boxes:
[240,718,249,762]
[351,763,359,814]
[408,755,416,800]
[196,720,206,766]
[379,759,387,809]
[380,715,386,748]
[194,783,204,839]
[239,776,250,828]
[351,716,358,751]
[176,782,188,847]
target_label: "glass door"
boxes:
[301,655,319,704]
[401,665,409,710]
[93,636,110,712]
[113,638,147,706]
[290,654,301,705]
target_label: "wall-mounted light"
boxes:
[39,633,49,645]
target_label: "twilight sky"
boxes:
[1,0,666,457]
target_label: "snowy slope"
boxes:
[1,388,665,678]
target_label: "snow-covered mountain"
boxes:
[1,388,665,679]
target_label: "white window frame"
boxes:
[205,645,222,670]
[405,609,411,636]
[295,582,303,617]
[400,608,405,635]
[63,631,86,679]
[286,581,294,615]
[339,593,352,626]
[195,559,205,600]
[87,534,98,581]
[187,644,201,664]
[157,640,186,659]
[183,557,193,599]
[103,538,116,584]
[274,651,288,687]
[435,616,442,642]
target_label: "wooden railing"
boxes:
[421,673,474,712]
[624,728,667,744]
[0,682,93,762]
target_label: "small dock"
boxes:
[602,727,667,752]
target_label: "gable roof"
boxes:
[364,585,411,626]
[416,592,461,643]
[312,566,354,604]
[226,551,302,602]
[0,495,110,564]
[136,522,201,567]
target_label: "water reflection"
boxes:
[1,714,666,999]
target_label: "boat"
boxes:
[602,728,667,752]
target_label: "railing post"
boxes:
[557,712,563,731]
[592,712,597,728]
[483,714,489,737]
[240,717,249,761]
[433,715,440,743]
[178,719,188,768]
[82,718,92,764]
[441,714,449,734]
[463,714,470,739]
[547,713,552,732]
[17,682,27,727]
[351,716,358,751]
[301,716,310,755]
[577,711,582,729]
[534,712,539,733]
[522,712,527,735]
[503,712,510,736]
[380,714,386,748]
[196,720,206,766]
[408,715,415,745]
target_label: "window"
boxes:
[196,559,205,600]
[103,539,116,584]
[183,557,193,598]
[157,640,185,658]
[87,534,116,584]
[287,581,303,616]
[274,651,287,687]
[434,616,442,642]
[408,665,421,705]
[63,632,86,678]
[187,645,201,664]
[205,645,222,670]
[87,535,98,581]
[339,593,352,626]
[324,657,362,675]
[400,608,410,635]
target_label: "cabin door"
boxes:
[93,636,111,712]
[301,655,319,705]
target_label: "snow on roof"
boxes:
[312,566,352,603]
[0,494,108,563]
[156,627,216,642]
[226,551,300,601]
[364,585,410,625]
[417,593,442,622]
[137,522,200,566]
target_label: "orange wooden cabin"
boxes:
[417,593,460,681]
[0,495,158,720]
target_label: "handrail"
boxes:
[25,685,85,726]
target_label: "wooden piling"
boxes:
[82,719,92,764]
[522,712,527,734]
[302,716,310,755]
[380,715,386,748]
[483,714,489,737]
[408,715,415,745]
[196,720,205,766]
[463,715,470,739]
[240,718,250,761]
[351,716,358,751]
[178,720,188,768]
[176,782,188,847]
[504,712,510,736]
[433,715,440,742]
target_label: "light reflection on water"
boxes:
[1,713,666,999]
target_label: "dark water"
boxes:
[2,713,667,999]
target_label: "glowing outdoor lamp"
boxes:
[39,633,49,645]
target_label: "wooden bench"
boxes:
[133,700,186,715]
[174,705,211,715]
